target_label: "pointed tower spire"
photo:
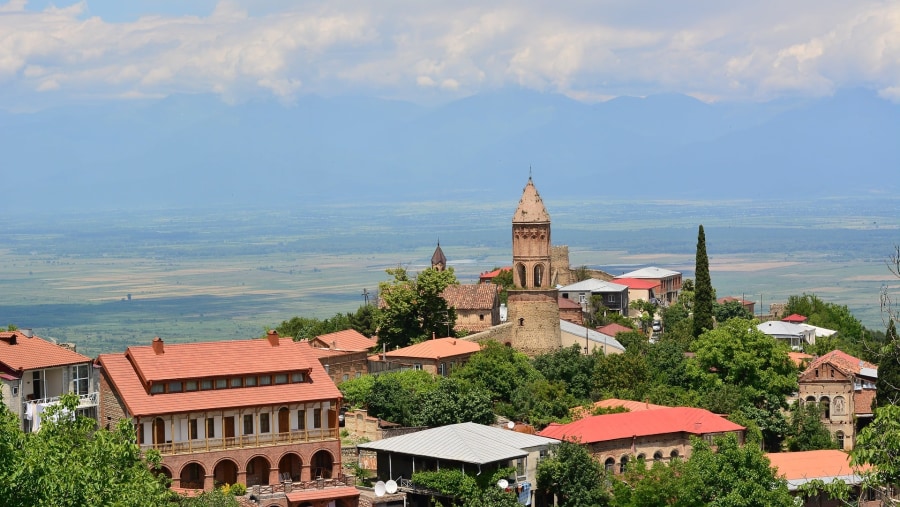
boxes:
[431,240,447,271]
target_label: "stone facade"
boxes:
[506,290,562,356]
[319,350,370,385]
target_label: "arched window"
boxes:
[604,458,615,472]
[836,431,845,450]
[653,451,663,462]
[619,455,629,474]
[534,264,544,288]
[805,396,817,404]
[670,449,680,461]
[516,263,527,288]
[820,396,831,419]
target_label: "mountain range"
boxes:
[2,88,898,213]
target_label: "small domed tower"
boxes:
[431,241,447,271]
[506,177,561,355]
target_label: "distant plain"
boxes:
[2,197,898,357]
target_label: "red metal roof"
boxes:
[311,329,376,352]
[0,331,92,372]
[782,314,808,323]
[479,267,511,281]
[98,339,341,417]
[539,406,744,444]
[611,277,661,290]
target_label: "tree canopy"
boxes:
[693,225,714,338]
[375,266,459,349]
[537,440,610,507]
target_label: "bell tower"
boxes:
[506,176,561,355]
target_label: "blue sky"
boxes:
[2,0,899,110]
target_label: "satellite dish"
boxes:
[374,481,386,497]
[507,421,515,429]
[497,479,509,489]
[385,479,398,494]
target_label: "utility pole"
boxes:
[362,288,370,306]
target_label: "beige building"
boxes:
[797,350,877,450]
[441,283,501,334]
[308,329,377,385]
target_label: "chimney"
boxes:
[267,330,280,346]
[21,328,33,338]
[151,336,164,355]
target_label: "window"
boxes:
[438,363,446,376]
[670,450,680,460]
[230,377,242,388]
[578,294,586,304]
[138,423,145,445]
[71,364,89,396]
[260,375,271,385]
[245,376,257,387]
[150,384,164,394]
[260,413,270,433]
[12,386,18,396]
[201,379,213,390]
[206,418,215,438]
[185,380,198,392]
[32,370,44,399]
[297,410,306,430]
[653,451,663,462]
[313,408,322,428]
[516,458,525,477]
[619,456,629,474]
[534,264,544,287]
[414,363,423,371]
[836,431,845,450]
[355,372,361,379]
[342,374,349,382]
[479,314,484,321]
[168,381,182,393]
[274,374,288,384]
[292,372,305,383]
[821,397,831,419]
[604,458,615,472]
[607,294,616,303]
[243,414,254,435]
[190,419,198,440]
[215,379,227,389]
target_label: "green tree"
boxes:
[411,468,520,507]
[533,344,597,401]
[366,369,440,426]
[593,349,652,401]
[275,312,352,341]
[349,304,377,338]
[784,401,835,451]
[418,377,495,427]
[693,225,714,338]
[713,299,753,323]
[452,341,543,403]
[491,268,514,305]
[537,440,610,507]
[875,319,900,407]
[509,378,578,428]
[338,373,377,408]
[375,266,459,349]
[852,404,900,492]
[0,394,175,507]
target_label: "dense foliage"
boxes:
[537,441,610,507]
[275,304,376,341]
[692,225,714,338]
[784,401,835,452]
[411,468,520,507]
[375,266,459,349]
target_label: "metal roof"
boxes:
[357,422,559,465]
[558,279,628,293]
[619,267,680,279]
[559,320,625,352]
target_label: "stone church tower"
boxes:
[431,241,447,271]
[506,177,562,355]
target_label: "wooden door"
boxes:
[154,417,166,445]
[224,416,235,439]
[278,408,290,433]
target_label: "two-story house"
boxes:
[558,279,630,316]
[367,337,481,377]
[97,331,358,507]
[0,329,98,432]
[441,284,502,334]
[615,267,682,306]
[798,349,878,450]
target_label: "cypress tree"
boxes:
[875,319,900,407]
[693,224,714,338]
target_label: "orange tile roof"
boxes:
[788,351,814,368]
[479,267,511,281]
[540,407,744,444]
[854,390,876,416]
[570,398,668,419]
[597,323,634,336]
[286,486,359,502]
[379,337,481,361]
[558,296,583,310]
[767,449,869,482]
[98,339,341,417]
[125,336,318,383]
[442,284,500,310]
[312,329,376,352]
[804,349,877,378]
[0,331,91,372]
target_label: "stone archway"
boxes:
[246,456,272,486]
[180,462,205,490]
[310,449,334,479]
[214,459,238,487]
[279,453,303,482]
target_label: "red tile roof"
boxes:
[570,398,668,419]
[286,486,360,502]
[597,323,634,336]
[853,390,876,416]
[312,329,376,352]
[788,351,814,368]
[766,450,869,481]
[611,278,661,290]
[442,284,500,310]
[375,337,481,361]
[782,313,809,323]
[558,297,583,310]
[803,349,877,378]
[0,331,91,372]
[479,267,511,282]
[539,407,744,444]
[98,338,341,417]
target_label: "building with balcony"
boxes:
[615,267,682,305]
[97,331,358,507]
[0,329,98,432]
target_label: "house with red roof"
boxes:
[97,331,358,507]
[367,337,481,377]
[782,313,809,323]
[798,349,878,451]
[611,277,661,306]
[0,329,98,432]
[615,267,682,305]
[538,406,745,474]
[767,450,879,506]
[479,267,511,284]
[441,283,502,334]
[308,329,377,386]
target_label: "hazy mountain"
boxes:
[2,88,897,213]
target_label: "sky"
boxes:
[2,0,900,111]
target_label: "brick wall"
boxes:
[507,290,562,356]
[98,368,129,429]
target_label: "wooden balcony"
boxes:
[141,427,339,456]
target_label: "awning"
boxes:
[286,486,360,503]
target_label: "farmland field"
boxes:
[1,197,898,356]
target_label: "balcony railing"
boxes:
[25,392,99,409]
[141,427,340,456]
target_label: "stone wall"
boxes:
[506,290,562,356]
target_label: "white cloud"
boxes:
[0,0,899,107]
